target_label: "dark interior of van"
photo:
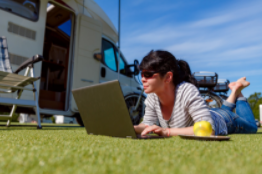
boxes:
[39,3,73,111]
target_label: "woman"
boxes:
[134,50,257,136]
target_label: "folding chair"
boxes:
[0,36,43,128]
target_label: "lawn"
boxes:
[0,124,261,174]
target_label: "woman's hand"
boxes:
[141,125,169,136]
[134,123,148,134]
[134,125,145,134]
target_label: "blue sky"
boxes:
[94,0,262,97]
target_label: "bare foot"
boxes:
[228,82,236,91]
[237,77,246,82]
[236,77,250,88]
[228,77,250,95]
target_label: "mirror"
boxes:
[133,59,139,75]
[125,59,139,76]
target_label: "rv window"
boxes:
[118,54,125,72]
[102,40,117,72]
[0,0,39,21]
[58,19,72,36]
[116,51,132,77]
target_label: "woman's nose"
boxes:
[141,76,146,83]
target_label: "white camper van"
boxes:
[0,0,145,126]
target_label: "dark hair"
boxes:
[139,50,198,87]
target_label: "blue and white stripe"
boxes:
[0,36,13,73]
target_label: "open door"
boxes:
[39,2,74,111]
[71,14,102,112]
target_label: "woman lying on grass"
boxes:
[134,50,257,136]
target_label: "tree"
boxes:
[247,92,262,120]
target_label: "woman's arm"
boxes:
[141,125,215,136]
[168,127,215,136]
[169,126,194,136]
[141,125,194,136]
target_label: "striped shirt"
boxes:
[142,81,227,135]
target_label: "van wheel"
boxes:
[74,113,84,127]
[124,94,146,125]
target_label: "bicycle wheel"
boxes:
[219,94,228,100]
[201,92,222,108]
[124,94,146,125]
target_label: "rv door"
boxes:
[71,14,102,112]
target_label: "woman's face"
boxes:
[141,70,166,94]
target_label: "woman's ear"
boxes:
[165,72,173,83]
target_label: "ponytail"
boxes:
[177,60,198,87]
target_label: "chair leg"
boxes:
[6,104,17,127]
[35,106,42,129]
[6,87,24,127]
[6,119,11,127]
[32,93,42,129]
[30,68,42,129]
[33,87,42,129]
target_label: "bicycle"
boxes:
[125,92,146,125]
[193,72,223,108]
[213,79,230,100]
[124,60,146,125]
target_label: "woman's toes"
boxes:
[237,77,246,82]
[242,80,250,87]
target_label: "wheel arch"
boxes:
[124,92,147,99]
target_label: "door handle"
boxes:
[81,79,93,83]
[101,67,106,77]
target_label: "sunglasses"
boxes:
[141,71,165,78]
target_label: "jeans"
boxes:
[210,97,257,134]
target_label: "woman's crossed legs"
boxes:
[216,77,257,134]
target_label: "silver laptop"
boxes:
[72,80,169,139]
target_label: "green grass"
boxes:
[0,125,261,174]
